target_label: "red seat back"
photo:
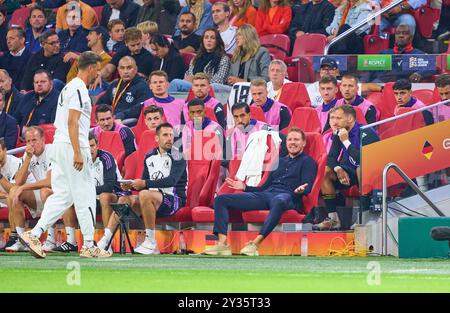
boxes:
[92,6,103,22]
[9,7,30,28]
[135,130,158,178]
[97,131,126,171]
[123,151,137,179]
[379,107,426,140]
[180,52,196,69]
[413,5,441,39]
[282,107,321,134]
[260,34,290,61]
[291,34,327,57]
[303,132,327,213]
[412,89,434,105]
[205,106,218,123]
[39,124,56,144]
[379,82,397,120]
[249,106,266,123]
[278,82,311,111]
[363,34,389,54]
[366,92,383,114]
[285,56,316,83]
[354,106,367,125]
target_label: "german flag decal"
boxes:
[422,141,434,160]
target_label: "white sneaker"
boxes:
[97,236,113,254]
[79,245,112,258]
[134,240,160,255]
[42,240,57,252]
[5,240,29,252]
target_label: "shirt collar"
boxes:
[322,98,338,112]
[261,98,274,113]
[11,46,26,56]
[154,95,175,103]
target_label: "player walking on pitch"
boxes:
[20,51,111,258]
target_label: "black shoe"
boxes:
[53,241,78,252]
[0,234,18,252]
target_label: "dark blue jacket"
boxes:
[100,0,140,28]
[58,27,89,54]
[245,152,317,210]
[0,112,18,150]
[0,48,32,90]
[1,87,23,122]
[21,50,71,91]
[17,87,59,130]
[97,76,153,121]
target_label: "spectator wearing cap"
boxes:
[0,5,7,52]
[21,30,71,92]
[0,27,32,90]
[55,0,98,32]
[307,57,382,107]
[66,26,112,95]
[100,0,140,29]
[58,5,89,56]
[25,6,51,54]
[288,0,335,50]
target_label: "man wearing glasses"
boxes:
[21,30,71,92]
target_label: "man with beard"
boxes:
[172,11,201,53]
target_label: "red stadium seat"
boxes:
[92,6,103,22]
[135,130,158,178]
[354,106,367,125]
[379,107,426,140]
[363,34,389,54]
[241,132,326,224]
[290,34,327,57]
[379,82,397,120]
[260,34,290,61]
[9,7,30,28]
[366,92,383,110]
[192,135,278,223]
[249,106,267,123]
[123,151,137,180]
[413,5,441,39]
[282,107,322,134]
[157,131,222,223]
[286,56,316,83]
[278,82,311,111]
[181,52,196,69]
[205,106,218,123]
[412,89,435,105]
[97,131,126,171]
[39,123,56,144]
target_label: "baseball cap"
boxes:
[320,58,338,69]
[89,26,110,41]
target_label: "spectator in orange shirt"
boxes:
[229,0,257,27]
[55,0,98,32]
[255,0,292,36]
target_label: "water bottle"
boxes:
[300,234,308,257]
[178,231,187,255]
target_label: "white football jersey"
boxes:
[0,155,35,193]
[53,77,91,148]
[24,144,53,181]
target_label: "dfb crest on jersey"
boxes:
[151,170,164,180]
[125,92,134,103]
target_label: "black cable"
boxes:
[391,199,429,217]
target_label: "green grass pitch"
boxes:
[1,253,449,293]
